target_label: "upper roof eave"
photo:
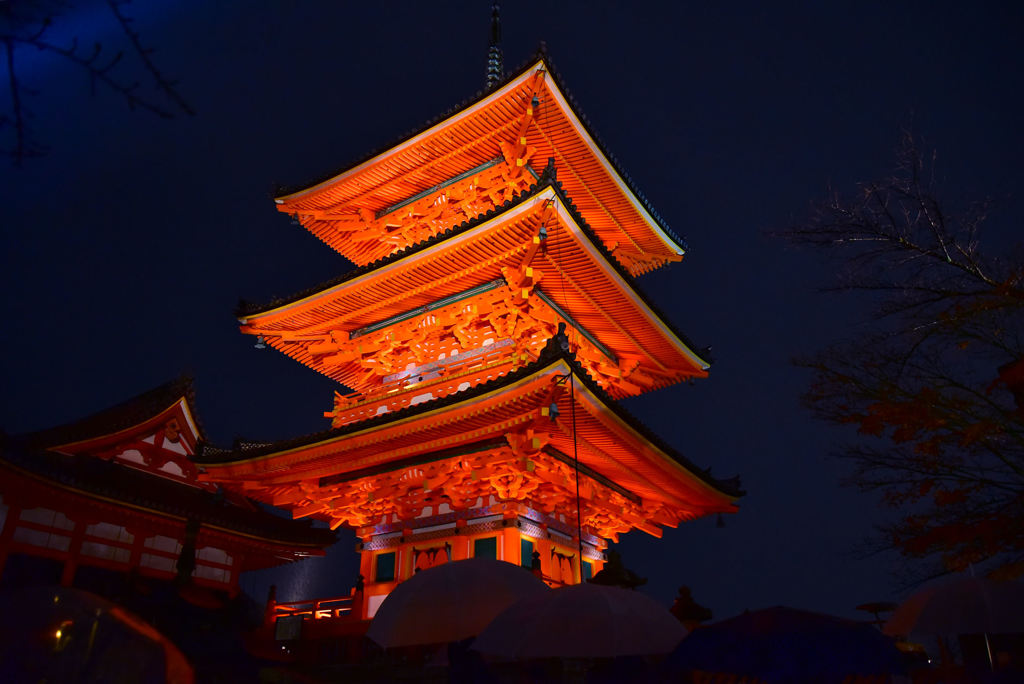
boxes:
[271,49,687,257]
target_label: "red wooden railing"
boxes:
[271,594,356,621]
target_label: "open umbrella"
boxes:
[884,576,1024,637]
[0,585,194,683]
[366,557,548,648]
[664,606,906,683]
[472,582,686,659]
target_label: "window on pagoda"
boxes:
[86,522,134,544]
[144,535,181,554]
[194,564,230,584]
[520,538,535,569]
[413,544,449,573]
[13,507,75,552]
[13,526,71,551]
[80,540,131,564]
[140,535,181,574]
[140,553,175,573]
[375,551,396,582]
[581,560,593,582]
[549,546,577,585]
[192,546,233,585]
[196,546,232,566]
[19,507,74,530]
[473,536,497,560]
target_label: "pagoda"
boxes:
[198,39,741,620]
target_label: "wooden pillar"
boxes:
[0,501,21,582]
[358,542,374,585]
[451,520,470,560]
[535,525,552,581]
[61,519,87,587]
[398,530,413,581]
[501,525,519,565]
[127,527,146,573]
[228,553,242,598]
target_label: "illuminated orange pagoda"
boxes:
[197,45,742,620]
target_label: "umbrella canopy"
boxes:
[0,586,193,684]
[472,582,686,659]
[366,557,549,648]
[664,606,905,683]
[884,576,1024,637]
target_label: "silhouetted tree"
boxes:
[783,134,1024,579]
[1,0,192,164]
[670,585,712,629]
[588,549,646,589]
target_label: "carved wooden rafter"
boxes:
[281,431,683,541]
[318,279,654,426]
[92,421,202,485]
[301,159,536,264]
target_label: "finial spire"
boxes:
[486,3,504,89]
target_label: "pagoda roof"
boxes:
[0,440,335,549]
[239,173,710,399]
[197,333,742,518]
[273,51,685,275]
[19,375,205,455]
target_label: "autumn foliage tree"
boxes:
[785,135,1024,579]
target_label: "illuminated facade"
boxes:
[198,53,741,619]
[0,378,334,594]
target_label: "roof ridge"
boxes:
[15,374,206,449]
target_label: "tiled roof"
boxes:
[18,375,206,449]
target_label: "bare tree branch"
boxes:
[780,133,1024,580]
[1,0,192,165]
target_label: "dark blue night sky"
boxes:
[3,1,1022,620]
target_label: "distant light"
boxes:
[55,629,62,639]
[254,336,267,350]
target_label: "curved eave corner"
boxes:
[535,60,688,259]
[271,60,542,206]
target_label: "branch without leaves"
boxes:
[779,133,1024,580]
[1,0,193,165]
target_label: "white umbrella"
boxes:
[366,558,549,648]
[472,583,686,659]
[884,576,1024,636]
